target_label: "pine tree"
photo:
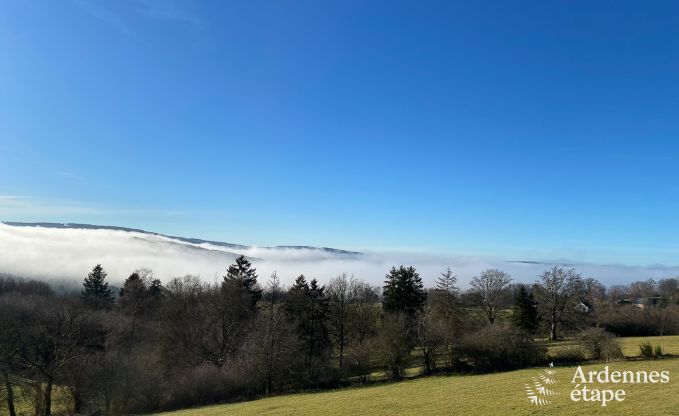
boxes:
[224,255,262,307]
[383,266,427,316]
[430,267,461,326]
[435,267,459,294]
[119,272,144,298]
[511,285,539,334]
[284,275,331,380]
[81,264,114,310]
[147,278,163,299]
[263,271,283,309]
[430,267,462,367]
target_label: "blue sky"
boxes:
[1,1,679,265]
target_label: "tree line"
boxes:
[1,258,679,415]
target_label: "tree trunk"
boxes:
[105,389,112,416]
[71,386,83,414]
[338,323,344,375]
[423,350,433,374]
[2,371,16,416]
[43,377,53,416]
[550,321,557,341]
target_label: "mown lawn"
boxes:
[154,357,679,416]
[617,335,679,357]
[7,336,678,415]
[545,335,679,359]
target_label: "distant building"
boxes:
[575,302,590,313]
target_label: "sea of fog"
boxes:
[1,223,678,289]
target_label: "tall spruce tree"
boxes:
[284,275,331,380]
[81,264,114,310]
[511,285,539,334]
[224,255,262,307]
[383,266,427,316]
[430,267,461,329]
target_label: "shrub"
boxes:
[638,342,664,359]
[577,327,624,362]
[345,338,378,382]
[459,323,546,372]
[654,344,663,357]
[548,345,586,364]
[599,305,679,337]
[639,341,655,359]
[160,364,249,411]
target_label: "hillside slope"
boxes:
[154,358,679,416]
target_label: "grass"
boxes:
[154,335,679,416]
[617,335,679,357]
[7,336,678,415]
[0,384,71,416]
[545,335,679,359]
[153,358,679,415]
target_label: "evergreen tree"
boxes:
[147,278,163,299]
[382,266,427,316]
[430,268,461,328]
[511,285,539,334]
[435,267,459,294]
[284,275,331,381]
[119,269,163,315]
[81,264,114,310]
[224,255,262,307]
[263,271,283,309]
[119,272,144,299]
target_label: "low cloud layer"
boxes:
[1,223,678,289]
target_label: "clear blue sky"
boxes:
[1,1,678,265]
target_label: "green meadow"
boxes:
[153,336,679,416]
[7,336,677,415]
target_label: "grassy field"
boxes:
[6,336,678,415]
[154,335,679,416]
[618,335,679,357]
[544,335,679,359]
[0,384,72,416]
[154,358,679,416]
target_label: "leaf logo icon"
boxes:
[525,366,559,406]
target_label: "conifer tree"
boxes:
[284,275,331,379]
[511,285,539,334]
[382,266,427,316]
[81,264,114,310]
[430,267,461,327]
[224,255,262,307]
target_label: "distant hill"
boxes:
[2,221,363,257]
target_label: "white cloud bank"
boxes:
[1,223,678,289]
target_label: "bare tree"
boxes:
[327,273,351,375]
[377,312,412,381]
[469,269,512,323]
[658,278,679,306]
[533,266,582,341]
[328,274,381,378]
[608,284,629,305]
[0,294,21,416]
[581,277,606,322]
[414,306,443,374]
[257,272,295,395]
[345,281,379,381]
[18,297,91,416]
